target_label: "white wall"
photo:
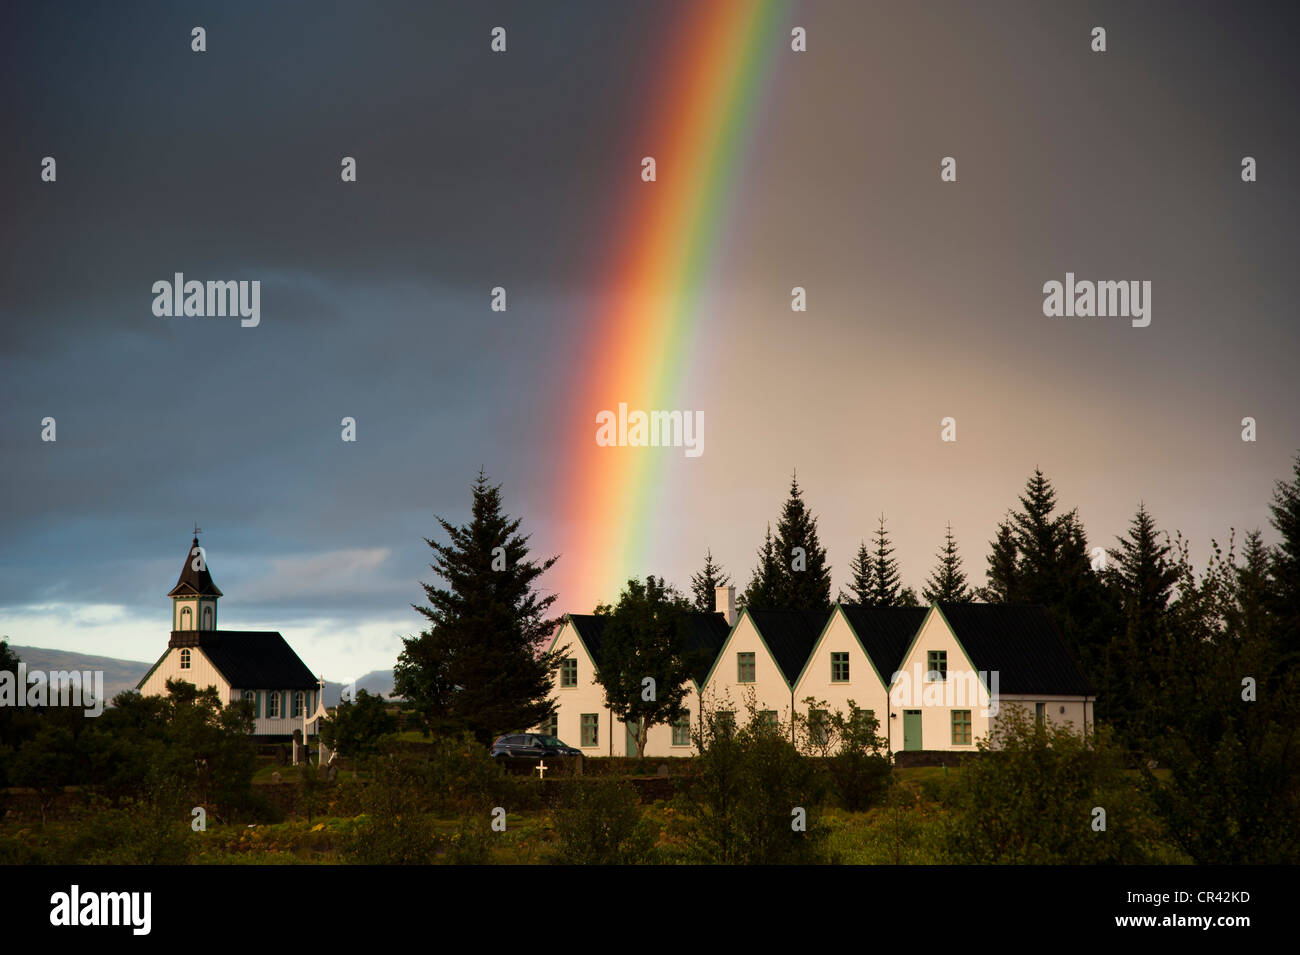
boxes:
[792,607,890,748]
[888,609,992,752]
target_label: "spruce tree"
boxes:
[1106,503,1179,738]
[1011,469,1061,605]
[741,525,782,611]
[393,471,563,743]
[772,474,832,611]
[1234,529,1273,646]
[690,549,731,612]
[923,522,971,603]
[869,515,903,607]
[842,541,874,604]
[978,520,1018,602]
[1267,453,1300,662]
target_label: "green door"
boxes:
[626,719,640,756]
[903,710,923,751]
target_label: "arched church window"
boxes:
[202,607,212,629]
[180,606,192,629]
[180,648,191,670]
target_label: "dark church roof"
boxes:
[747,609,833,686]
[936,603,1096,696]
[137,630,317,691]
[839,605,929,681]
[566,611,732,687]
[167,537,223,597]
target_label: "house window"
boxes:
[180,648,191,670]
[952,709,972,745]
[854,708,876,735]
[809,709,829,746]
[580,713,599,747]
[831,652,850,683]
[927,650,947,682]
[560,658,578,687]
[759,710,779,730]
[672,712,691,746]
[541,713,558,737]
[293,691,305,718]
[1035,702,1045,726]
[268,693,281,718]
[716,711,736,738]
[737,652,755,683]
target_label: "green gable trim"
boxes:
[700,608,796,692]
[135,649,171,691]
[891,605,984,694]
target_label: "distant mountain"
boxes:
[322,670,396,706]
[4,645,397,707]
[8,645,153,701]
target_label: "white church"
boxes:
[540,586,1096,758]
[136,533,325,740]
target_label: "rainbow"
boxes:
[554,0,790,611]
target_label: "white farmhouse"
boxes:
[540,585,1096,758]
[540,589,732,756]
[136,534,322,740]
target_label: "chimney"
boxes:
[714,585,736,627]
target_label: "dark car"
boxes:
[490,733,581,759]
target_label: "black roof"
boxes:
[566,614,609,667]
[163,631,317,690]
[167,536,223,597]
[566,612,732,687]
[936,603,1096,696]
[840,605,929,680]
[747,609,833,686]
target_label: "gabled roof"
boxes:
[839,605,929,683]
[747,609,833,686]
[935,603,1096,696]
[138,630,317,691]
[565,611,731,688]
[168,536,223,598]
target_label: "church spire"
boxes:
[168,531,221,632]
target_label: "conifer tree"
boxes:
[772,474,832,611]
[1105,503,1179,736]
[923,522,971,603]
[869,515,903,607]
[741,525,782,611]
[1233,529,1273,646]
[1267,453,1300,661]
[1011,469,1062,605]
[979,520,1018,602]
[690,549,731,612]
[394,471,563,742]
[841,541,874,604]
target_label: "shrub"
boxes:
[945,707,1179,863]
[677,703,830,864]
[551,780,654,864]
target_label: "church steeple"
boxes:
[168,530,222,632]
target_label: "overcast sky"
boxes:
[2,0,1297,682]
